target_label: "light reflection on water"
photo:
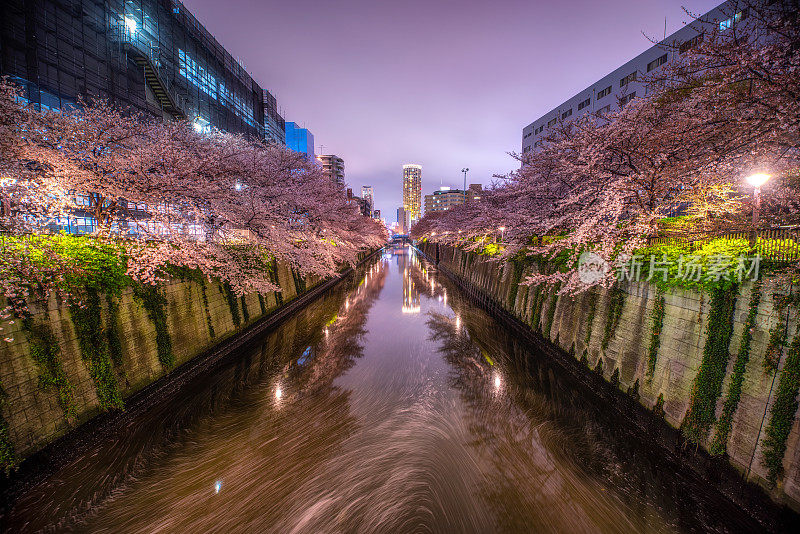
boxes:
[2,247,767,533]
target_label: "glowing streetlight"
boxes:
[498,226,506,243]
[746,173,770,247]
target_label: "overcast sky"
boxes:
[183,0,722,222]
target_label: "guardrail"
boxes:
[647,227,799,262]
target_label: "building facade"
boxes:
[521,1,747,154]
[285,122,315,159]
[402,164,422,225]
[424,187,466,215]
[361,185,374,214]
[396,207,409,234]
[319,154,345,186]
[0,0,285,142]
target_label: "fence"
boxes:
[647,227,800,263]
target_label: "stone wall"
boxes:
[422,242,800,512]
[0,259,324,464]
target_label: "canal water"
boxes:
[2,247,767,532]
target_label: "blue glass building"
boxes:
[285,122,315,160]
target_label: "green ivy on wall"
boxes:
[105,295,124,370]
[601,287,625,351]
[22,318,76,419]
[610,367,620,388]
[681,283,739,444]
[761,331,800,486]
[646,292,666,380]
[628,378,640,401]
[654,393,666,419]
[530,285,543,330]
[543,285,560,339]
[584,291,598,351]
[507,253,528,308]
[258,293,267,315]
[69,287,123,410]
[223,282,241,328]
[764,319,788,374]
[710,281,762,456]
[0,381,16,473]
[133,283,174,369]
[200,282,215,339]
[240,295,250,324]
[594,357,604,376]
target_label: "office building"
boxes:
[361,185,374,214]
[402,164,422,226]
[1,0,285,142]
[521,1,747,154]
[373,209,381,220]
[424,187,466,215]
[319,154,345,186]
[285,122,315,159]
[396,207,409,234]
[262,90,285,145]
[467,184,483,202]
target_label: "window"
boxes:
[535,125,544,134]
[534,140,543,147]
[647,54,668,72]
[547,117,557,127]
[597,85,612,99]
[679,33,704,54]
[561,109,572,120]
[620,71,637,87]
[619,92,636,106]
[598,104,611,116]
[719,9,747,31]
[577,97,591,111]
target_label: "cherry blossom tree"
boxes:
[413,1,800,292]
[0,82,386,305]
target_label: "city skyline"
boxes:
[183,0,722,220]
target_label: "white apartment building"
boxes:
[521,1,750,154]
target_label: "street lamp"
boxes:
[461,168,469,202]
[499,226,506,243]
[746,173,770,247]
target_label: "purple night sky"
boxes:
[183,0,722,222]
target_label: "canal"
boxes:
[2,247,768,532]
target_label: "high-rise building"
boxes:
[1,0,284,142]
[425,187,466,215]
[319,155,345,186]
[521,1,746,155]
[396,207,409,234]
[361,185,374,214]
[285,122,315,159]
[402,164,422,226]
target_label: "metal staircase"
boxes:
[112,23,186,119]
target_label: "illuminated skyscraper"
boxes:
[402,164,422,226]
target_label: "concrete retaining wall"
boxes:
[422,242,800,511]
[0,259,323,463]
